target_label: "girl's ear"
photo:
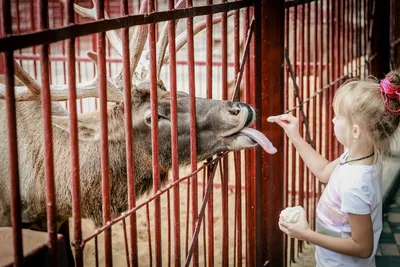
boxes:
[352,124,361,139]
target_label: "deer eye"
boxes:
[145,114,167,125]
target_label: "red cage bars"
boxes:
[283,0,393,265]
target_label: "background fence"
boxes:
[0,0,397,266]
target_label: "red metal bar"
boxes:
[29,0,38,78]
[121,219,131,267]
[247,6,257,267]
[185,160,219,266]
[256,1,285,266]
[0,1,251,52]
[305,0,311,235]
[290,4,298,264]
[298,3,305,254]
[38,0,58,265]
[148,0,162,265]
[167,0,181,265]
[184,0,199,265]
[167,190,172,267]
[371,0,390,78]
[283,4,290,266]
[65,0,83,266]
[312,0,319,232]
[206,0,214,266]
[233,4,242,266]
[333,0,339,159]
[2,7,24,263]
[96,0,113,265]
[146,204,153,267]
[121,0,139,266]
[220,0,229,265]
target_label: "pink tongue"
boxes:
[239,127,277,154]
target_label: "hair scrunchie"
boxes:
[380,78,400,115]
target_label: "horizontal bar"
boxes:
[13,54,235,67]
[0,1,251,52]
[285,0,317,8]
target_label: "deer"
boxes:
[0,0,276,232]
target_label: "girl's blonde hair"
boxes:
[333,70,400,157]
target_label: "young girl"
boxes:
[274,71,400,266]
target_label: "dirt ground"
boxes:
[70,159,248,266]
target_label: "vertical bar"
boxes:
[318,0,324,207]
[325,0,331,162]
[121,0,138,266]
[148,0,162,264]
[66,0,83,266]
[305,0,311,234]
[29,0,38,78]
[312,0,319,232]
[284,4,290,266]
[247,6,257,266]
[206,0,214,266]
[290,4,298,264]
[233,4,242,265]
[298,3,305,254]
[168,0,180,265]
[96,0,113,266]
[2,1,24,264]
[38,0,58,266]
[220,0,229,266]
[333,0,339,158]
[256,0,285,266]
[371,0,390,77]
[185,0,199,264]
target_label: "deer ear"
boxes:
[132,86,150,100]
[52,116,98,141]
[157,79,167,91]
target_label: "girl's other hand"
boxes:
[278,206,311,241]
[268,114,301,141]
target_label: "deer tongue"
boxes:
[239,127,277,154]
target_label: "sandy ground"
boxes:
[69,157,248,266]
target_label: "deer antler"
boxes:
[0,53,123,102]
[65,0,150,88]
[161,11,235,67]
[60,0,124,57]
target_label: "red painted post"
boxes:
[2,1,24,265]
[96,0,113,265]
[167,0,181,264]
[147,0,162,265]
[206,1,214,266]
[254,0,285,266]
[371,0,390,78]
[121,0,139,266]
[65,0,83,266]
[38,0,58,266]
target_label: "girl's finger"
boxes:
[274,118,288,129]
[277,113,296,123]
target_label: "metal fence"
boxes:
[0,0,396,266]
[284,0,394,265]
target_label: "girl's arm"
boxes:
[279,209,374,258]
[273,114,340,183]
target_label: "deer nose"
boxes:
[228,102,241,116]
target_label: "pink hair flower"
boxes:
[380,78,400,100]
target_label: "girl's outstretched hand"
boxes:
[268,114,301,141]
[278,206,311,241]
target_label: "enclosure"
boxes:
[0,0,398,266]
